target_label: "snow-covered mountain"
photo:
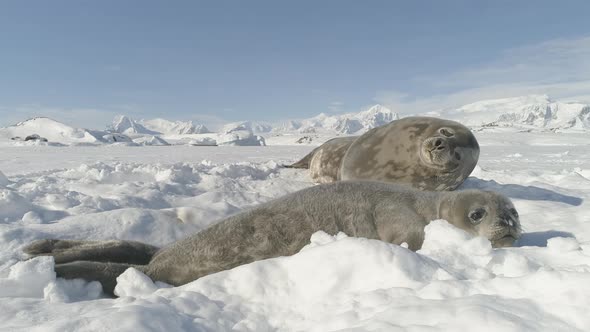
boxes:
[0,117,101,144]
[139,118,210,135]
[110,115,159,135]
[3,96,589,147]
[110,116,211,136]
[274,104,399,135]
[440,95,590,130]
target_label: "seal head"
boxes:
[440,190,522,247]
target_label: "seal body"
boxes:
[340,117,480,191]
[286,137,357,183]
[24,181,519,295]
[308,136,357,183]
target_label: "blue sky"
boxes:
[1,0,590,129]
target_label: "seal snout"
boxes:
[491,210,522,247]
[502,218,516,227]
[433,138,446,151]
[423,136,462,169]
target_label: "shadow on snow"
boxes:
[459,177,583,206]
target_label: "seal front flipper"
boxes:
[55,261,139,296]
[24,239,159,265]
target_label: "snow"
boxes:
[132,135,170,146]
[1,97,590,330]
[3,98,589,149]
[110,115,159,136]
[439,95,590,130]
[139,118,211,135]
[0,128,589,330]
[0,170,9,186]
[101,133,134,144]
[0,117,100,145]
[283,104,399,135]
[218,122,267,146]
[185,137,217,146]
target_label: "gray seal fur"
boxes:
[308,136,357,183]
[286,137,357,183]
[340,116,480,190]
[287,117,479,190]
[23,181,520,295]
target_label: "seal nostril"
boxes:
[436,146,445,150]
[435,139,442,147]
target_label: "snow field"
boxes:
[0,132,589,330]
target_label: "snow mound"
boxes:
[0,257,55,298]
[0,117,100,145]
[139,118,210,135]
[0,189,35,222]
[218,122,266,146]
[443,95,590,130]
[218,132,266,146]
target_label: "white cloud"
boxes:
[375,35,590,115]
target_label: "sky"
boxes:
[1,0,590,129]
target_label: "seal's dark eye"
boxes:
[510,208,519,218]
[469,208,486,224]
[439,128,455,137]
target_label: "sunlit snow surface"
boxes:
[1,131,590,331]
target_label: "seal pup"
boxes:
[340,116,480,190]
[24,181,520,295]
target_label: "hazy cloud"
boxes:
[375,35,590,115]
[0,105,122,129]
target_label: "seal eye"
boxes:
[510,208,519,218]
[469,208,486,224]
[439,128,455,137]
[454,152,461,160]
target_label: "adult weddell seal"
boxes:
[24,181,521,296]
[288,117,480,191]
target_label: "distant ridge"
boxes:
[439,95,590,130]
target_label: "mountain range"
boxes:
[110,116,211,135]
[438,95,590,130]
[1,95,589,146]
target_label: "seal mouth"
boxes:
[490,233,520,248]
[427,150,461,171]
